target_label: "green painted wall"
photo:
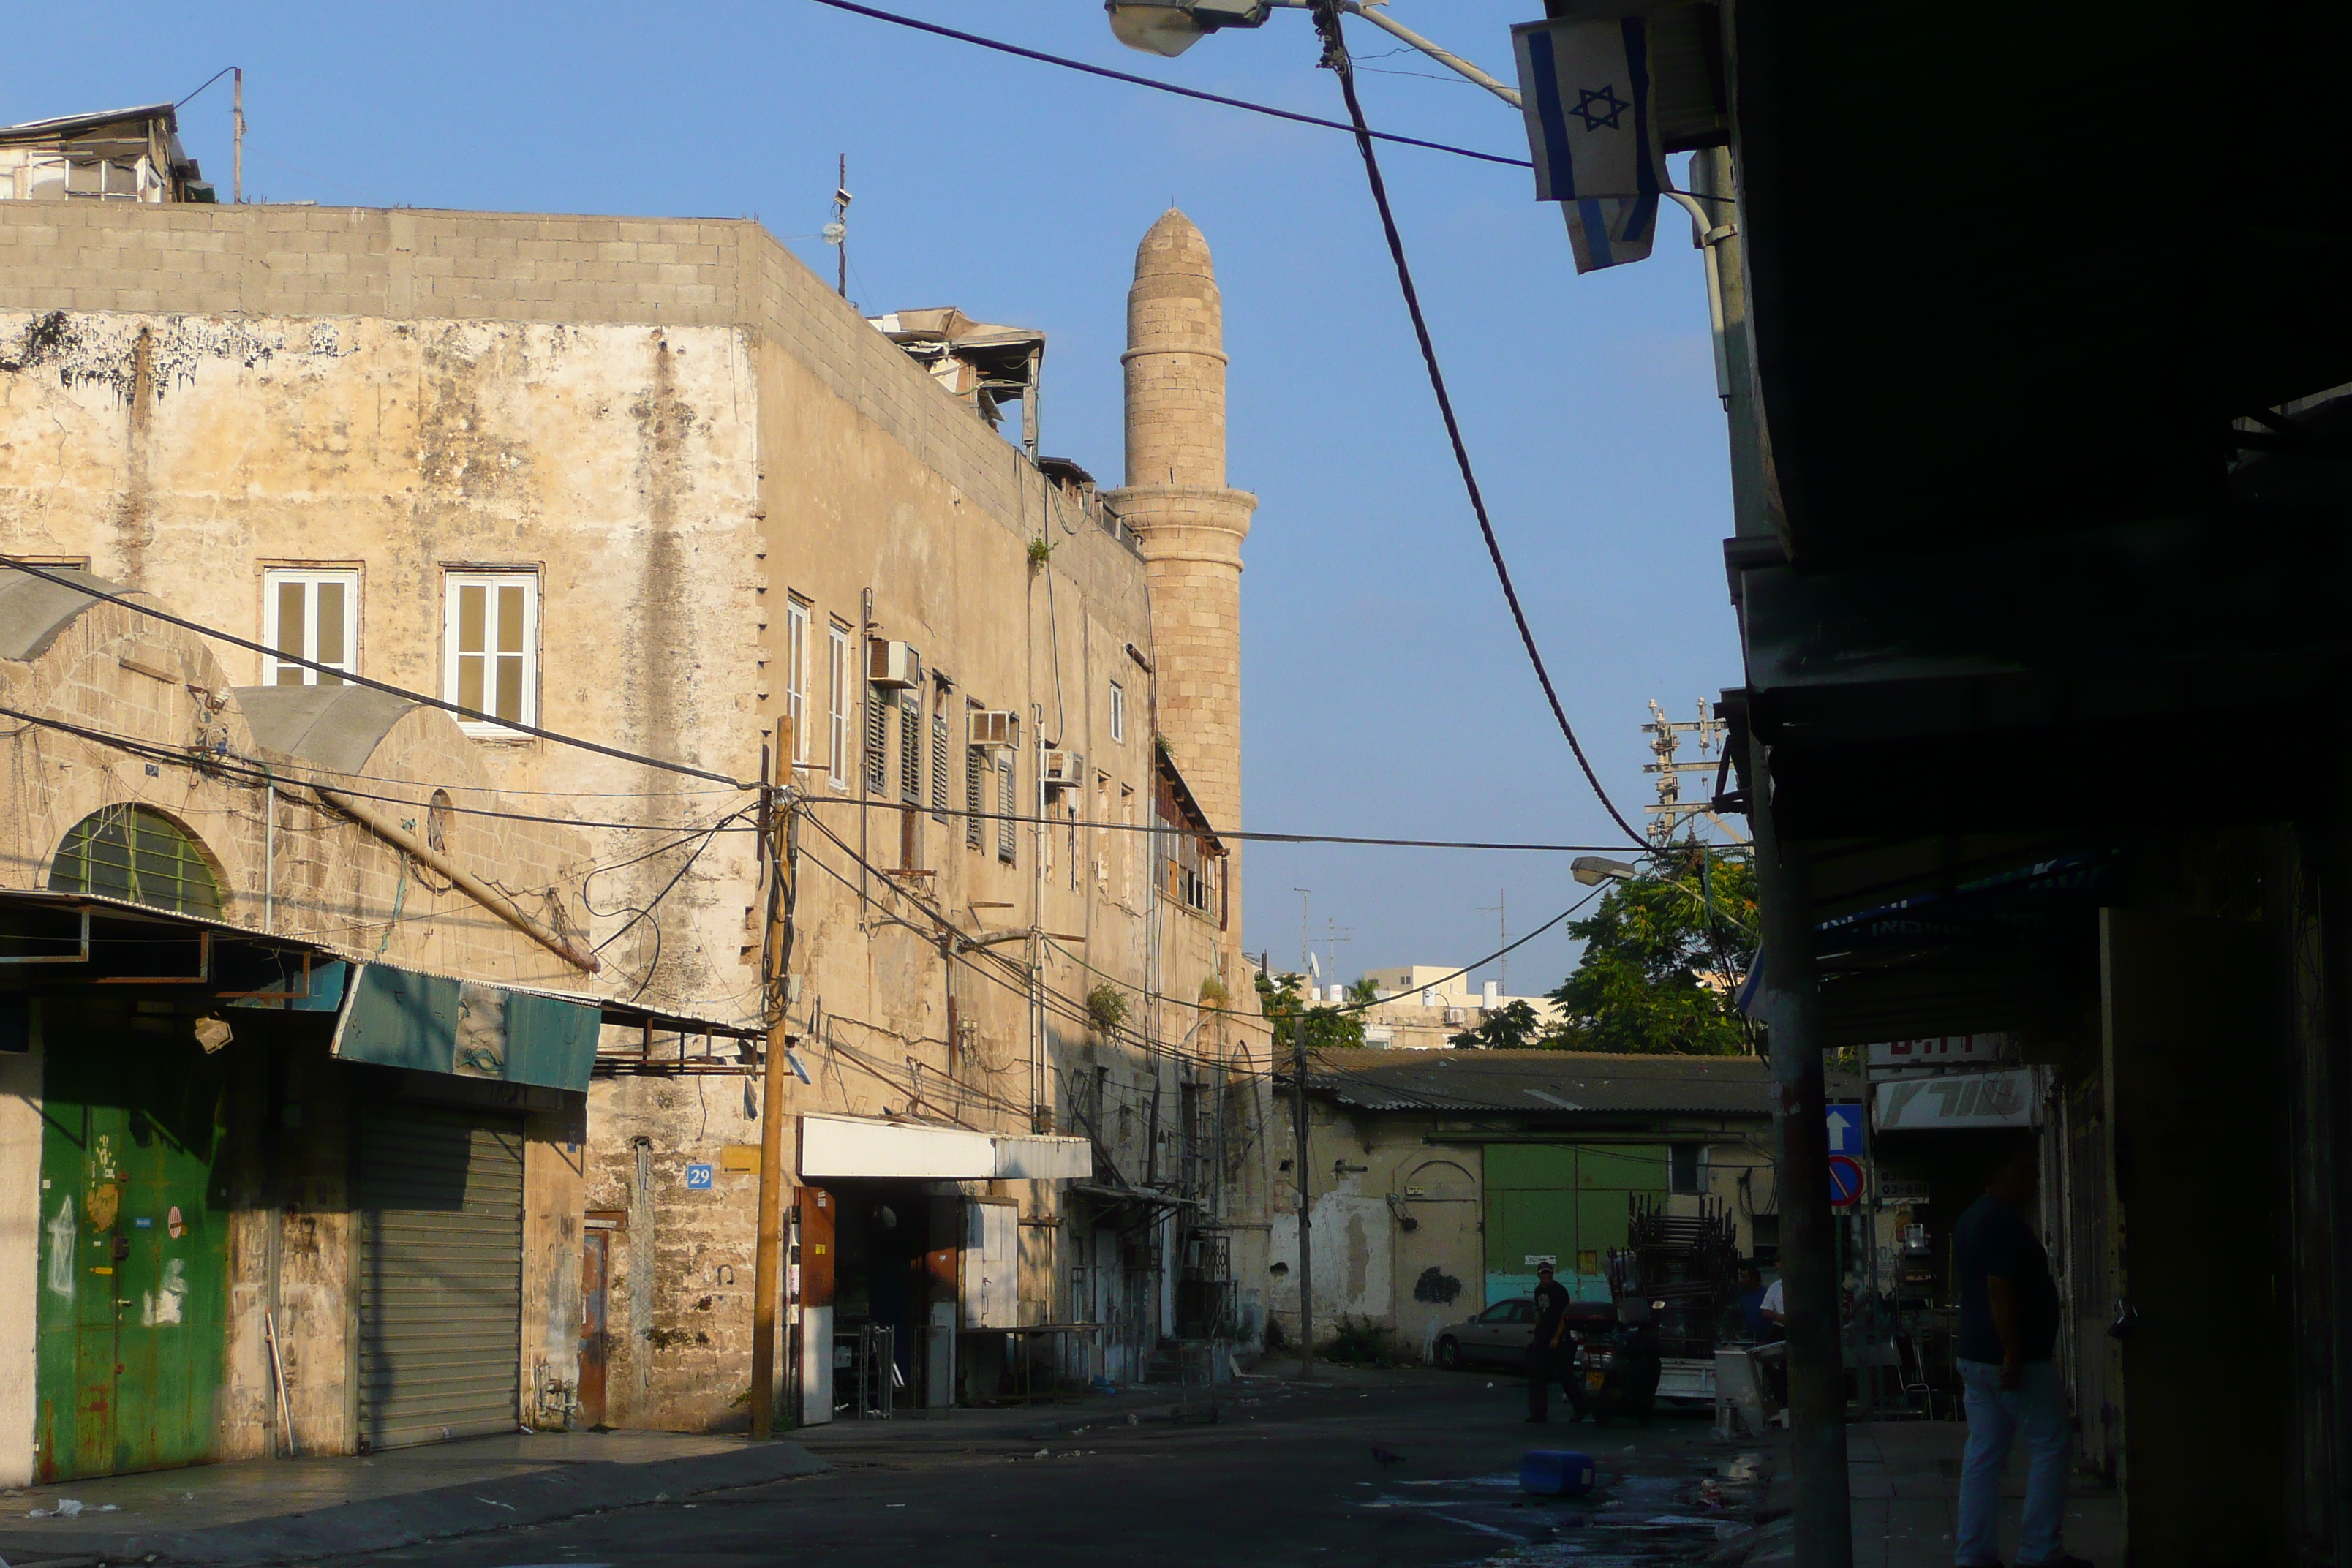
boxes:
[1484,1142,1666,1303]
[35,1010,233,1480]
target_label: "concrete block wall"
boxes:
[0,200,1034,544]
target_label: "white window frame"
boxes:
[1109,680,1126,745]
[784,598,811,764]
[442,570,540,736]
[827,622,852,790]
[261,568,361,686]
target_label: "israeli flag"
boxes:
[1512,15,1670,274]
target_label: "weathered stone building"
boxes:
[0,568,649,1483]
[0,191,1270,1434]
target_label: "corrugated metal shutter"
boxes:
[356,1104,524,1449]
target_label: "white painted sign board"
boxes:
[1874,1066,2046,1131]
[1869,1034,2012,1071]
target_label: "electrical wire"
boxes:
[1307,7,1648,850]
[176,66,238,108]
[800,0,1531,168]
[0,556,757,788]
[0,703,754,836]
[791,810,1274,1080]
[794,794,1632,853]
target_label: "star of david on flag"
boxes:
[1511,15,1672,274]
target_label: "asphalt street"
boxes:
[298,1368,1760,1568]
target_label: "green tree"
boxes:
[1343,976,1382,1006]
[1543,843,1757,1055]
[1449,998,1542,1049]
[1256,969,1366,1055]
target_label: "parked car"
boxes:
[1433,1297,1662,1420]
[1433,1297,1537,1369]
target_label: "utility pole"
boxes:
[1292,1019,1314,1379]
[232,68,244,206]
[1643,698,1748,845]
[1748,723,1852,1568]
[1481,890,1508,994]
[825,157,851,300]
[750,721,797,1439]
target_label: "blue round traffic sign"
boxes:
[1827,1154,1864,1208]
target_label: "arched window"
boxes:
[50,805,224,917]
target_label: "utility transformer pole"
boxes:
[750,720,798,1439]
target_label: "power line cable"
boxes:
[0,557,755,789]
[1305,7,1648,849]
[1286,878,1606,1020]
[800,0,1531,168]
[796,794,1634,853]
[0,703,755,836]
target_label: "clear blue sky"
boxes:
[12,1,1743,996]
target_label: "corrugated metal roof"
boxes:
[1297,1048,1861,1117]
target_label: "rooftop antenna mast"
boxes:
[233,68,244,205]
[824,155,852,299]
[1480,890,1508,993]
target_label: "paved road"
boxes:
[302,1368,1757,1568]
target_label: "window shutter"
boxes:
[998,754,1017,864]
[900,690,922,803]
[931,709,950,823]
[864,684,889,794]
[965,739,985,850]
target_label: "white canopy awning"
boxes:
[797,1113,1093,1181]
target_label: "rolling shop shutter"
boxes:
[356,1104,525,1449]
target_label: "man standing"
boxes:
[1953,1142,2087,1568]
[1524,1260,1578,1422]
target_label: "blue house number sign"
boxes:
[685,1164,714,1190]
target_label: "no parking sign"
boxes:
[1827,1154,1864,1208]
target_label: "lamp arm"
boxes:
[1268,0,1523,107]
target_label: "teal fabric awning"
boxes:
[331,962,601,1092]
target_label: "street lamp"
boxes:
[1571,855,1639,886]
[1104,0,1273,58]
[1104,0,1523,105]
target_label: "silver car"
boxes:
[1433,1297,1536,1369]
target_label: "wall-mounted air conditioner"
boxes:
[968,710,1019,750]
[868,640,921,687]
[1041,750,1083,790]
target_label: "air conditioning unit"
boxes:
[1041,749,1083,790]
[868,640,921,687]
[1443,1007,1468,1026]
[968,710,1019,750]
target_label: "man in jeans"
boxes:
[1953,1141,2088,1568]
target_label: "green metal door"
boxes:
[1483,1142,1666,1303]
[35,1017,231,1480]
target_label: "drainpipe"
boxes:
[313,785,600,973]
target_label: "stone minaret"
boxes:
[1109,211,1256,895]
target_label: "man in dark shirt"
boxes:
[1951,1142,2087,1568]
[1523,1261,1579,1422]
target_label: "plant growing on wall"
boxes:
[1198,973,1229,1008]
[1086,982,1130,1036]
[1254,970,1365,1053]
[1027,537,1054,570]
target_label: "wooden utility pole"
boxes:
[232,69,244,206]
[750,723,797,1439]
[1292,1020,1314,1379]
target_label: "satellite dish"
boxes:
[1308,952,1322,979]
